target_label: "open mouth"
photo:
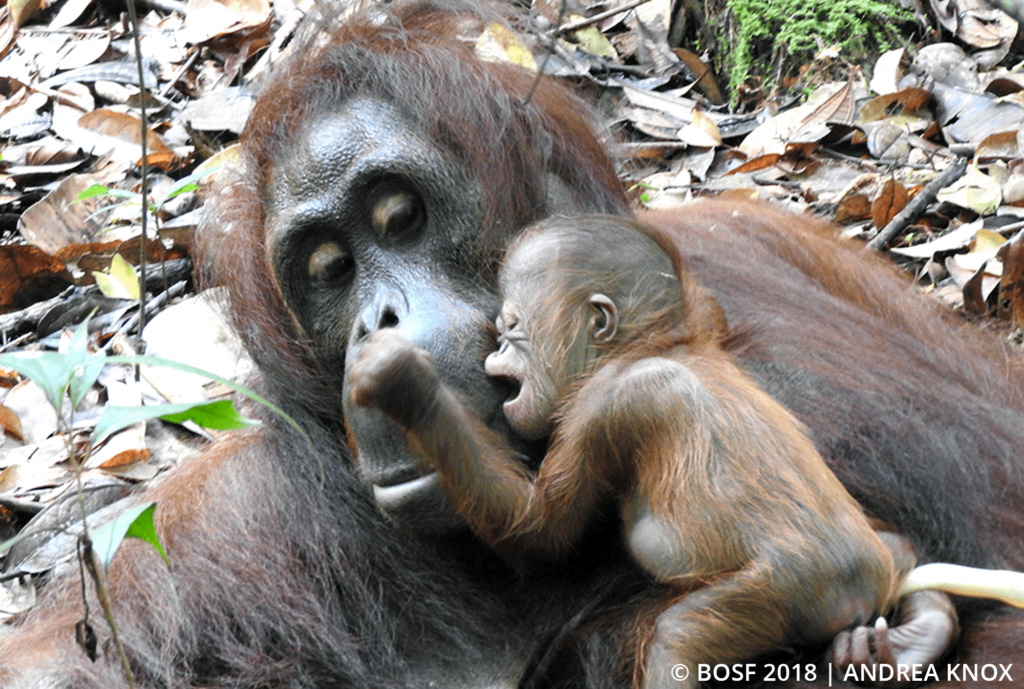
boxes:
[495,375,523,417]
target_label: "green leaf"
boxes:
[103,354,305,439]
[92,254,140,300]
[67,318,104,408]
[77,184,111,201]
[69,355,106,409]
[158,399,259,430]
[0,318,105,411]
[93,400,258,446]
[91,501,168,568]
[0,351,75,410]
[154,168,219,211]
[76,185,139,203]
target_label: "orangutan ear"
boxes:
[588,293,619,344]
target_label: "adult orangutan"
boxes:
[1,2,1022,688]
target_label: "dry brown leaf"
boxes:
[637,169,692,209]
[0,402,25,442]
[0,367,19,388]
[835,194,872,224]
[936,165,1002,215]
[890,220,982,258]
[143,151,179,171]
[0,9,18,59]
[997,232,1024,325]
[805,78,856,126]
[0,463,67,494]
[0,244,72,311]
[2,379,59,445]
[17,173,121,255]
[77,109,173,158]
[976,131,1021,160]
[727,154,780,175]
[50,0,97,29]
[194,143,243,182]
[928,0,1017,53]
[961,260,995,314]
[99,446,152,470]
[629,0,674,72]
[931,84,1024,144]
[871,179,910,228]
[857,88,932,123]
[183,0,272,44]
[181,88,254,134]
[677,109,722,147]
[54,30,111,68]
[987,77,1024,97]
[739,83,848,157]
[87,423,152,472]
[1003,160,1024,206]
[672,48,724,105]
[7,0,42,28]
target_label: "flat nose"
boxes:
[355,288,406,340]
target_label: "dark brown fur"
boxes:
[1,2,1022,687]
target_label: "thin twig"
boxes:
[866,157,969,251]
[160,49,201,99]
[82,536,135,686]
[125,0,150,359]
[522,1,568,105]
[558,0,651,33]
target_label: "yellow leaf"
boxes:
[8,0,42,28]
[572,24,618,61]
[475,23,537,72]
[93,254,140,300]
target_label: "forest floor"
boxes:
[0,0,1023,614]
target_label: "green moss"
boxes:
[724,0,913,94]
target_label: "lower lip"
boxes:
[372,471,441,508]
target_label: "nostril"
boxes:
[378,308,399,330]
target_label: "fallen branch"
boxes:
[866,157,969,251]
[0,259,192,343]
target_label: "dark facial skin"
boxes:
[265,98,519,531]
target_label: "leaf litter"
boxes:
[0,0,1023,610]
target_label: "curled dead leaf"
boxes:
[871,179,910,229]
[0,402,25,442]
[835,194,872,224]
[936,165,1002,215]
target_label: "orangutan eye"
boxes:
[307,241,353,284]
[371,190,426,241]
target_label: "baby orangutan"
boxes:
[347,215,964,688]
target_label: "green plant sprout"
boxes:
[0,316,298,685]
[77,166,217,218]
[0,318,277,559]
